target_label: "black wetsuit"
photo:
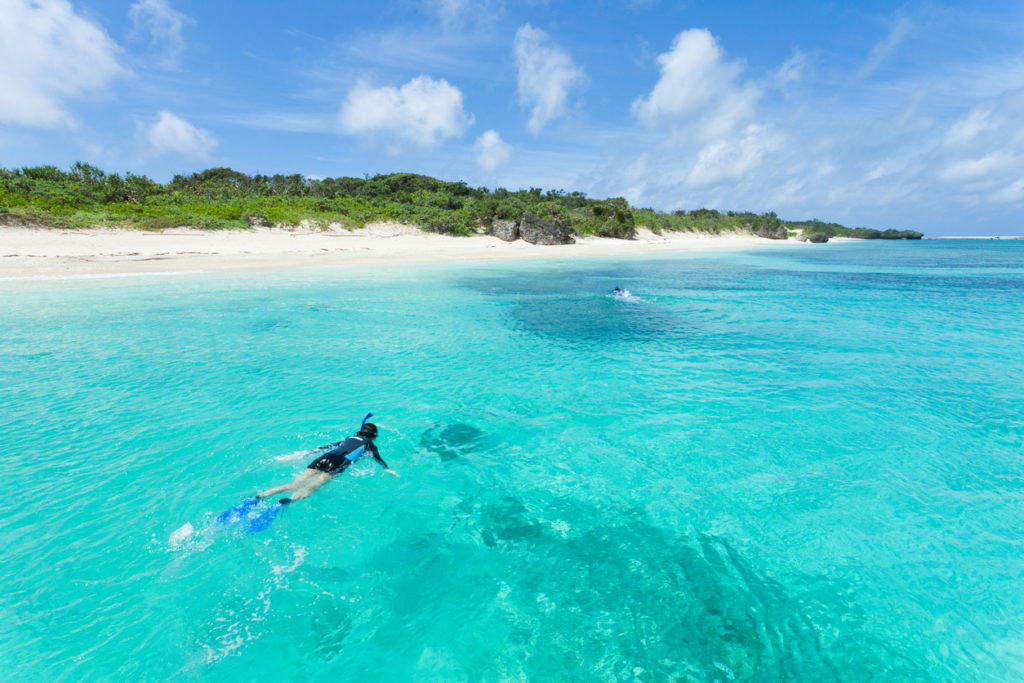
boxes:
[307,436,388,475]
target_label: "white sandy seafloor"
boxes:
[0,223,824,279]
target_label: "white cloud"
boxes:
[944,106,995,146]
[858,15,911,80]
[339,75,472,147]
[563,16,1024,234]
[865,162,897,182]
[686,124,783,188]
[129,0,192,69]
[575,28,791,216]
[226,112,335,134]
[342,26,497,81]
[514,24,586,134]
[431,0,468,30]
[0,0,128,128]
[939,151,1016,182]
[632,29,733,119]
[147,110,216,158]
[991,177,1024,203]
[938,57,1024,101]
[475,130,511,170]
[631,28,761,142]
[773,49,808,86]
[433,0,467,24]
[933,88,1024,205]
[427,0,499,32]
[621,153,648,206]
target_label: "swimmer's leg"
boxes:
[290,471,333,501]
[258,469,319,498]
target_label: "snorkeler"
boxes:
[613,286,630,297]
[257,421,399,504]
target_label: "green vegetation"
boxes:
[785,219,923,240]
[632,208,788,238]
[0,163,921,239]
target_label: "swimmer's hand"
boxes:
[385,469,400,478]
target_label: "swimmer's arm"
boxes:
[370,445,399,477]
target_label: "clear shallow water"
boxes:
[1,240,1023,681]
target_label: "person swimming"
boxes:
[613,286,631,297]
[256,421,399,504]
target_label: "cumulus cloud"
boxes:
[0,0,128,128]
[631,28,761,142]
[514,24,586,134]
[475,130,511,170]
[339,75,472,147]
[611,27,778,200]
[578,16,1024,233]
[147,110,216,158]
[129,0,193,69]
[686,125,783,188]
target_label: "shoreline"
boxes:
[926,235,1023,239]
[0,223,817,279]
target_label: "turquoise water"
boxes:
[2,240,1023,681]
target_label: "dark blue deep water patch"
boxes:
[456,264,691,345]
[420,422,486,462]
[455,258,779,349]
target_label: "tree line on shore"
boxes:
[0,163,923,240]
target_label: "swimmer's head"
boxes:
[357,422,379,440]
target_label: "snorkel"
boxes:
[345,411,378,461]
[357,411,378,440]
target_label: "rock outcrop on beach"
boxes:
[797,234,830,243]
[754,225,788,239]
[486,214,575,244]
[744,218,787,240]
[488,219,519,242]
[520,212,575,245]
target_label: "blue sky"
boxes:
[2,0,1023,235]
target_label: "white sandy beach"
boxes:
[0,223,804,279]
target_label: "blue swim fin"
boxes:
[216,496,259,525]
[246,498,290,534]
